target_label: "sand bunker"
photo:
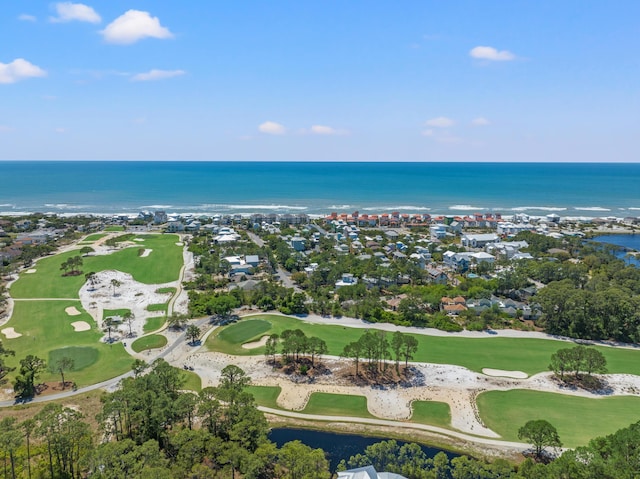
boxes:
[242,336,270,349]
[134,238,145,242]
[1,327,22,339]
[482,368,528,379]
[176,242,184,246]
[65,306,82,316]
[71,321,91,332]
[26,269,37,274]
[140,249,153,257]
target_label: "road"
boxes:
[246,231,301,292]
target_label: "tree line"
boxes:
[341,330,418,376]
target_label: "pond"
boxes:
[269,427,459,472]
[589,234,640,266]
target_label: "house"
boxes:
[245,255,260,267]
[461,233,499,248]
[430,224,448,240]
[166,221,184,233]
[290,236,306,251]
[426,267,448,284]
[335,273,358,288]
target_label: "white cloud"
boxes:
[469,46,515,61]
[472,117,490,126]
[425,117,454,128]
[18,14,37,22]
[50,2,101,23]
[309,125,348,136]
[101,10,173,44]
[131,69,185,82]
[258,121,286,135]
[0,58,47,84]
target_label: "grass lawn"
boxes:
[301,392,375,418]
[10,234,183,298]
[104,226,125,232]
[103,308,131,320]
[409,401,452,429]
[48,346,99,371]
[132,334,168,352]
[147,303,168,312]
[178,369,202,392]
[82,233,107,242]
[206,315,640,376]
[1,300,130,386]
[144,316,166,333]
[156,287,177,294]
[246,385,282,409]
[477,390,640,447]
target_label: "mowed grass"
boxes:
[132,334,168,352]
[147,303,168,312]
[48,346,99,371]
[301,392,375,418]
[477,390,640,447]
[82,233,107,242]
[144,316,166,333]
[103,309,130,320]
[10,234,183,299]
[409,401,452,429]
[104,226,125,232]
[179,369,202,392]
[206,315,640,376]
[246,385,282,409]
[2,301,130,386]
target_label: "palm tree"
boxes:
[110,279,121,296]
[186,325,201,345]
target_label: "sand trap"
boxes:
[140,249,153,257]
[134,238,145,242]
[71,321,91,332]
[242,335,270,349]
[65,306,82,316]
[482,368,528,379]
[26,269,37,274]
[176,242,184,246]
[1,327,22,339]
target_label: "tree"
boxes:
[167,313,188,330]
[518,419,562,459]
[264,334,279,362]
[401,335,419,369]
[85,271,98,290]
[131,358,147,377]
[122,311,135,337]
[21,418,36,479]
[186,324,201,345]
[307,336,328,367]
[583,347,607,376]
[277,440,330,479]
[0,417,22,479]
[103,317,117,342]
[549,348,572,381]
[0,340,15,387]
[111,278,121,296]
[50,356,75,389]
[13,355,46,399]
[80,246,94,257]
[342,340,363,376]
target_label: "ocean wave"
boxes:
[0,204,15,207]
[139,205,173,209]
[361,206,431,211]
[628,207,640,211]
[449,205,483,211]
[328,205,352,210]
[196,204,308,211]
[509,206,568,212]
[573,206,612,212]
[43,203,94,210]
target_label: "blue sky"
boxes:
[1,1,638,161]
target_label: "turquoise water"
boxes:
[1,161,639,216]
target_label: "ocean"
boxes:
[1,161,639,217]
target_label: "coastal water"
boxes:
[268,428,458,471]
[1,161,640,217]
[591,234,640,266]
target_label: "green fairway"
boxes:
[103,309,130,320]
[216,319,272,346]
[144,316,166,333]
[82,233,107,242]
[104,226,125,232]
[132,334,168,352]
[1,300,130,386]
[146,303,168,312]
[10,234,183,298]
[246,385,282,408]
[301,392,375,418]
[477,390,640,447]
[48,346,99,371]
[409,401,452,429]
[206,315,640,376]
[179,369,202,392]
